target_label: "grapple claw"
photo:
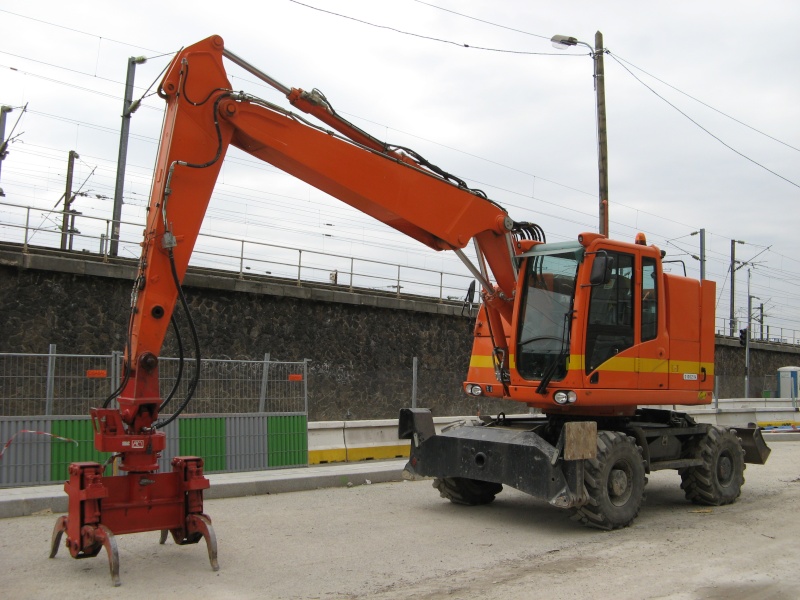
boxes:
[95,525,121,587]
[188,514,220,572]
[49,515,67,558]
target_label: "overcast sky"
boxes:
[1,1,798,339]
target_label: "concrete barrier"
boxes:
[308,416,480,464]
[308,421,347,464]
[343,419,410,462]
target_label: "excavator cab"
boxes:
[465,232,716,414]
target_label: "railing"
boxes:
[714,317,800,346]
[0,200,475,303]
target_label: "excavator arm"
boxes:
[54,35,534,584]
[119,34,524,432]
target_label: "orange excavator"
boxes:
[50,35,770,585]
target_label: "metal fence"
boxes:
[0,349,309,487]
[0,347,307,417]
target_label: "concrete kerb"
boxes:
[0,459,408,520]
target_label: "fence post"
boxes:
[349,258,354,291]
[23,207,31,253]
[45,343,56,416]
[396,265,401,298]
[111,350,123,395]
[238,239,245,279]
[258,352,270,413]
[303,358,310,414]
[714,375,719,410]
[297,250,302,285]
[103,220,111,261]
[412,357,418,409]
[438,272,443,303]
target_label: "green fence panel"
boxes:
[267,415,308,467]
[178,417,227,472]
[50,419,111,482]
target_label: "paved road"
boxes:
[2,442,798,599]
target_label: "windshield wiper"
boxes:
[536,310,573,395]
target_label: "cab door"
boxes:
[583,251,637,389]
[637,255,668,389]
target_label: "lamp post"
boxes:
[0,105,12,197]
[729,239,746,336]
[110,56,147,257]
[551,31,609,237]
[745,267,759,398]
[690,229,706,280]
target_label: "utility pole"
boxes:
[729,239,745,336]
[691,229,706,279]
[759,303,765,341]
[698,228,706,280]
[594,31,609,238]
[549,31,609,237]
[60,150,79,250]
[110,56,147,257]
[0,105,13,197]
[745,270,756,399]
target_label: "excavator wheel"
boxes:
[433,477,503,506]
[572,431,646,530]
[680,425,745,506]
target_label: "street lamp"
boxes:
[690,229,706,280]
[551,32,609,237]
[0,105,13,197]
[110,55,147,257]
[729,239,746,336]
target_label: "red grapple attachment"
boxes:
[50,452,218,586]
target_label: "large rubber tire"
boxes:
[680,426,745,506]
[433,477,503,506]
[572,431,646,530]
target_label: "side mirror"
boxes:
[589,252,613,286]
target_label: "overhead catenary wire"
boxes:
[286,0,575,56]
[2,4,798,331]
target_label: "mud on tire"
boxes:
[572,431,647,531]
[680,425,745,506]
[433,477,503,506]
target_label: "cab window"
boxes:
[641,257,658,342]
[585,252,634,373]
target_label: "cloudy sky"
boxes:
[1,1,798,338]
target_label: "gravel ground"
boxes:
[1,442,798,599]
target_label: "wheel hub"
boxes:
[717,453,733,485]
[609,468,629,499]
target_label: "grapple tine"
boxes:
[188,514,219,572]
[96,525,121,587]
[49,515,67,559]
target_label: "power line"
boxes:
[409,0,551,40]
[0,9,165,54]
[1,63,164,112]
[287,0,575,56]
[611,53,800,154]
[607,52,799,190]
